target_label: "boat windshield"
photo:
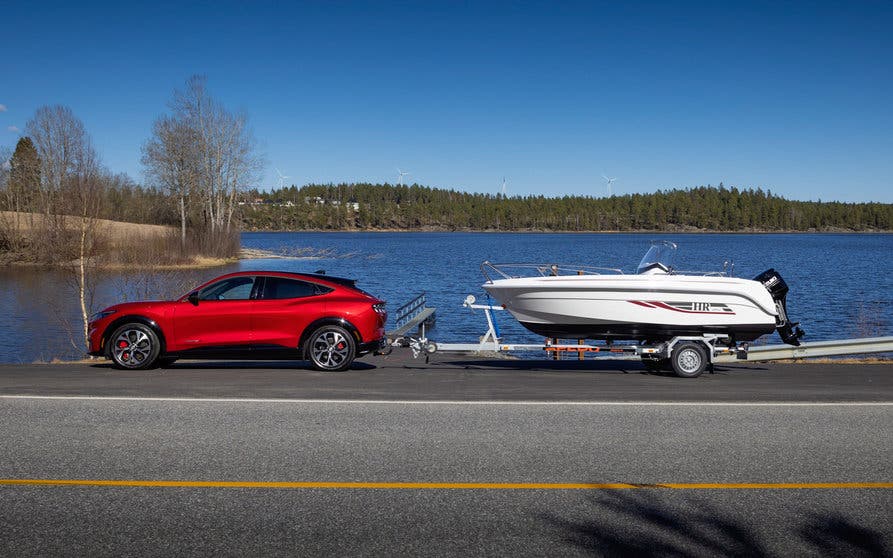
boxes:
[636,241,677,274]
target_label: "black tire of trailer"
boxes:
[670,342,708,378]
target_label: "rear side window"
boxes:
[262,277,332,299]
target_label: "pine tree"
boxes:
[8,136,41,213]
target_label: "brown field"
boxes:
[1,211,235,268]
[1,211,172,245]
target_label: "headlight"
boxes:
[90,310,116,322]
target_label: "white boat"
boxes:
[481,241,804,345]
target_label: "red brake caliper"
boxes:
[118,339,130,360]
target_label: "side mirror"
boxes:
[187,292,200,306]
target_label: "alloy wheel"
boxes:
[113,328,154,368]
[309,328,354,371]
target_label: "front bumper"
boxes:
[87,326,105,357]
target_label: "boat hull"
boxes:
[482,274,780,342]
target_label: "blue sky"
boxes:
[1,1,891,202]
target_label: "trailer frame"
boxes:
[391,296,749,377]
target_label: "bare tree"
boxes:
[25,105,104,350]
[0,146,12,250]
[142,115,199,251]
[70,139,103,350]
[24,106,95,263]
[0,148,10,200]
[27,106,85,219]
[142,76,261,257]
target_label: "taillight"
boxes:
[373,302,386,315]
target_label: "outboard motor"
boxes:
[753,269,805,346]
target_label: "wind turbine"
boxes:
[501,177,507,197]
[397,168,410,186]
[602,173,617,196]
[275,168,290,189]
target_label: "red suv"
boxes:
[88,271,388,371]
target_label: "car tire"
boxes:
[671,342,708,378]
[305,325,356,372]
[107,323,161,370]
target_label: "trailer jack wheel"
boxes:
[671,342,708,378]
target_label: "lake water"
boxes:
[1,232,891,363]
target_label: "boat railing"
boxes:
[481,261,624,283]
[670,269,729,277]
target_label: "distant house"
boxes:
[304,196,325,205]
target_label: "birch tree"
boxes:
[0,146,12,249]
[143,75,261,256]
[25,105,104,349]
[141,115,198,251]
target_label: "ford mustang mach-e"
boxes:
[88,271,387,371]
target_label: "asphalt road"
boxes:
[0,353,891,556]
[0,350,891,401]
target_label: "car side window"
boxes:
[198,277,256,301]
[262,277,331,299]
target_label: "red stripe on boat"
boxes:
[647,301,736,315]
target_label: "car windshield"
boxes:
[636,241,677,274]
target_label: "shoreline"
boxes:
[242,227,892,234]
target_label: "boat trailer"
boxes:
[389,295,893,378]
[390,295,749,378]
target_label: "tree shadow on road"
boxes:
[542,491,890,557]
[800,513,892,557]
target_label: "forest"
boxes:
[240,183,893,232]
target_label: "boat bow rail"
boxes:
[481,261,624,283]
[481,261,733,283]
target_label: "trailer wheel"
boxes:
[671,342,707,378]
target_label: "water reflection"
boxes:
[0,264,239,363]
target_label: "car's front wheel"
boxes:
[108,323,161,370]
[306,325,356,372]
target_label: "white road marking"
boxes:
[0,395,890,406]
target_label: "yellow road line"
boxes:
[1,479,891,490]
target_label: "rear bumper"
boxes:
[358,337,388,355]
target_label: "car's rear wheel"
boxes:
[108,323,161,370]
[306,325,356,372]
